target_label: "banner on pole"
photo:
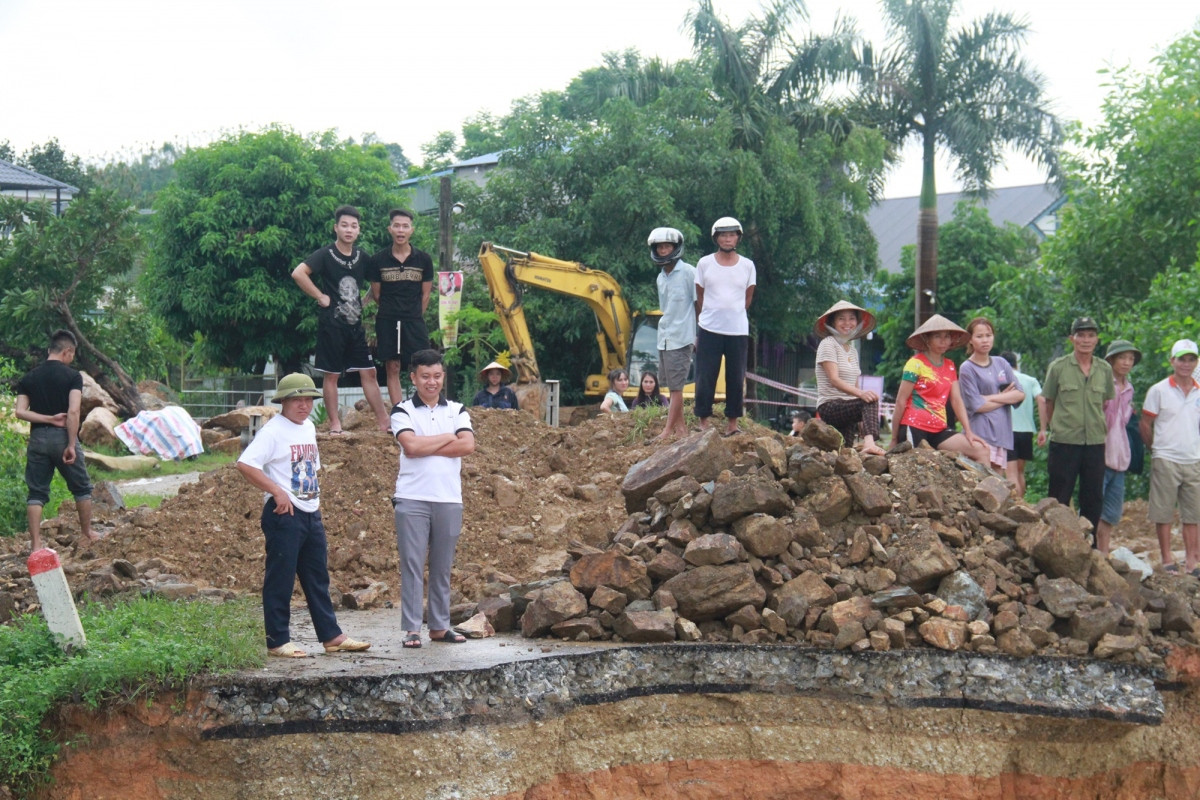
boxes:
[438,271,464,347]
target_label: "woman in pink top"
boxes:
[1097,339,1141,554]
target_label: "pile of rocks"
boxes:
[465,422,1199,667]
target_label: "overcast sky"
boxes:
[3,1,1197,198]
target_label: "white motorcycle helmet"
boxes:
[647,227,684,266]
[711,216,743,239]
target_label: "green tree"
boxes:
[858,0,1061,327]
[0,192,146,413]
[875,202,1040,388]
[90,142,179,209]
[686,0,862,152]
[458,61,885,400]
[1043,28,1200,317]
[15,138,91,190]
[145,128,409,375]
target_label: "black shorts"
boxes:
[910,427,955,449]
[314,323,374,375]
[1009,431,1034,461]
[376,316,430,368]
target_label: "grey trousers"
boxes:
[394,498,463,632]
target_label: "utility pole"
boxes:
[438,176,452,271]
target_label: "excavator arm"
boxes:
[479,242,634,396]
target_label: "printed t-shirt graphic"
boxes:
[899,353,958,432]
[305,245,366,327]
[289,442,320,500]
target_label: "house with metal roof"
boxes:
[867,183,1064,274]
[399,152,501,214]
[0,158,79,215]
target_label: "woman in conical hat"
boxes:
[813,301,885,455]
[892,315,989,462]
[472,361,519,410]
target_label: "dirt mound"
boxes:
[0,409,666,614]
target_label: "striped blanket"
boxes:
[114,406,205,460]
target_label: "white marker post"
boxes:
[28,548,87,650]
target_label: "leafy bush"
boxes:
[0,598,262,794]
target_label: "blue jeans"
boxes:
[25,426,92,505]
[260,500,341,649]
[1100,468,1127,526]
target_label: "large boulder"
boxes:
[621,429,733,512]
[683,533,744,566]
[1031,525,1093,585]
[732,514,791,558]
[662,564,765,621]
[710,474,793,525]
[80,407,122,449]
[568,552,651,600]
[520,581,588,637]
[80,371,119,417]
[892,535,958,592]
[205,406,277,435]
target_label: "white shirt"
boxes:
[237,414,321,513]
[695,254,755,336]
[391,396,473,503]
[1144,375,1200,464]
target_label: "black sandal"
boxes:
[402,633,422,648]
[431,629,467,644]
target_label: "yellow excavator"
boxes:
[478,242,722,408]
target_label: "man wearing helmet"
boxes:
[649,226,696,440]
[695,216,756,435]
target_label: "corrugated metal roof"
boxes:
[867,183,1063,274]
[0,158,79,192]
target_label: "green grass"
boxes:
[120,493,165,509]
[87,449,234,481]
[0,597,262,794]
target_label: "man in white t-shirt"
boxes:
[236,373,371,658]
[1140,339,1200,574]
[391,349,475,648]
[694,216,756,435]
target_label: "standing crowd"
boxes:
[18,207,1193,661]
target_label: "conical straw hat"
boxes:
[477,361,512,382]
[905,314,969,351]
[814,300,876,340]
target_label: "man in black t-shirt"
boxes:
[368,209,433,406]
[15,330,95,551]
[291,205,390,433]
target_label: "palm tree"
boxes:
[685,0,862,152]
[859,0,1061,326]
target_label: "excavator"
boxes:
[478,242,723,408]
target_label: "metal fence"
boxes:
[181,374,275,420]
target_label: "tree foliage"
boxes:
[0,192,147,413]
[443,3,888,401]
[857,0,1061,326]
[144,128,410,374]
[1042,28,1200,317]
[1,138,91,190]
[90,143,179,209]
[874,202,1040,388]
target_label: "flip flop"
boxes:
[267,642,308,658]
[430,629,467,644]
[328,429,346,436]
[1162,563,1181,574]
[402,633,422,649]
[324,637,371,653]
